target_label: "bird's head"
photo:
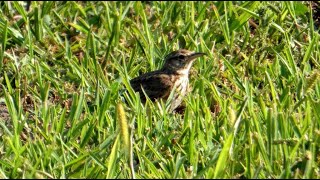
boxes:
[162,49,206,75]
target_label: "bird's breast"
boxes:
[174,76,188,95]
[168,75,189,111]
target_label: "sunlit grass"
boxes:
[0,1,319,178]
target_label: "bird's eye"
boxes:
[178,55,184,59]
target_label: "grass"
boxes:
[0,1,319,178]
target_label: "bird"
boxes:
[130,49,206,112]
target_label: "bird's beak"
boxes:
[187,52,206,61]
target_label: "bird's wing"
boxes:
[130,71,173,102]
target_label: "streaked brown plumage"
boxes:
[130,49,206,111]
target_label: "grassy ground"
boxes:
[0,1,319,178]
